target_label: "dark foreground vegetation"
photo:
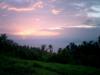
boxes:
[0,34,100,75]
[0,55,100,75]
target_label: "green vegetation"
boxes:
[0,55,100,75]
[0,34,100,75]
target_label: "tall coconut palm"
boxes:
[48,44,53,53]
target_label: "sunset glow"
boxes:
[14,30,60,37]
[0,0,100,48]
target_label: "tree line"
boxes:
[0,34,100,68]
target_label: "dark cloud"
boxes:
[84,17,100,26]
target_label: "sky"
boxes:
[0,0,100,50]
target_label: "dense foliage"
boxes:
[1,55,100,75]
[0,34,100,68]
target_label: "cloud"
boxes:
[84,17,100,27]
[41,25,98,32]
[86,5,100,18]
[73,2,85,8]
[0,1,45,12]
[51,8,63,15]
[33,1,44,9]
[91,5,100,12]
[64,25,98,29]
[8,7,35,12]
[49,0,57,2]
[41,27,63,31]
[87,12,100,18]
[47,27,63,30]
[0,2,9,9]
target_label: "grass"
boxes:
[0,55,100,75]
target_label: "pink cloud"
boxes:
[51,8,63,15]
[0,2,9,9]
[0,1,45,12]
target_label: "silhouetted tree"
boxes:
[58,48,62,54]
[0,34,7,41]
[48,44,53,53]
[98,36,100,49]
[41,45,46,51]
[1,33,100,68]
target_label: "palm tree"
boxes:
[41,45,46,51]
[48,44,53,53]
